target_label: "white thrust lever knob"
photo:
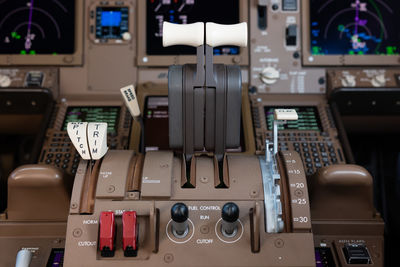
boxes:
[206,22,247,47]
[163,22,204,47]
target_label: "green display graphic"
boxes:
[310,0,400,55]
[265,106,322,131]
[63,106,120,135]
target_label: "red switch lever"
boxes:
[122,211,138,257]
[99,211,115,257]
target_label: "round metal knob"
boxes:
[260,67,280,85]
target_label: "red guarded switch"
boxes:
[99,211,116,257]
[122,211,138,257]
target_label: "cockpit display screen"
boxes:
[0,0,75,54]
[265,106,323,132]
[96,7,129,39]
[310,0,400,55]
[63,106,120,135]
[146,0,240,55]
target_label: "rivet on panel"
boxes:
[200,225,209,234]
[232,56,241,64]
[200,177,208,184]
[294,189,303,197]
[73,228,83,238]
[164,253,174,263]
[63,56,73,63]
[250,188,258,197]
[107,185,115,193]
[274,238,284,248]
[71,203,78,209]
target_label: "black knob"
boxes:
[222,202,239,223]
[171,203,188,223]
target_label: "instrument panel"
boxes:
[302,0,400,65]
[251,94,346,176]
[0,0,75,55]
[0,0,398,266]
[146,0,240,55]
[95,6,129,40]
[310,0,400,56]
[0,0,83,65]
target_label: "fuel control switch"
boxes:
[171,203,189,238]
[221,202,240,237]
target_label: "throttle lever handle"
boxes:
[206,22,247,47]
[163,21,248,48]
[163,22,204,47]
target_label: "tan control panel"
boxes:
[63,149,316,267]
[251,94,346,175]
[0,0,393,266]
[327,69,400,90]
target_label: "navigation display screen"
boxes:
[0,0,75,54]
[62,106,120,135]
[146,0,240,55]
[310,0,400,55]
[96,7,129,39]
[265,106,322,131]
